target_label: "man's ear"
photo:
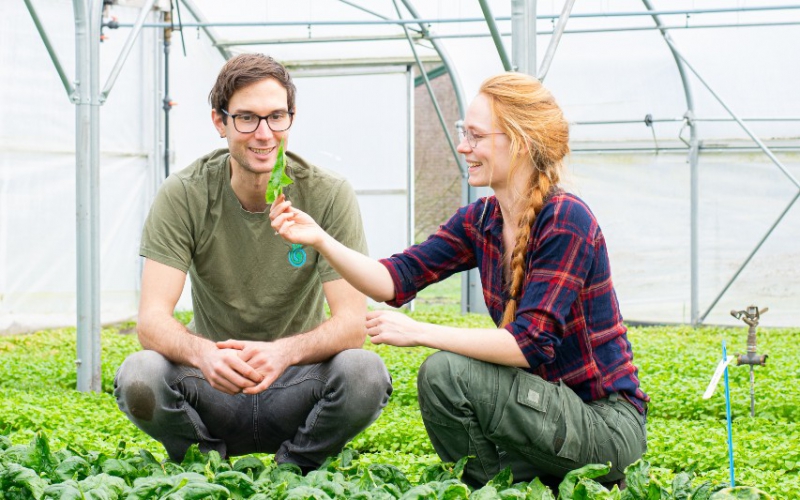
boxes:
[211,109,226,138]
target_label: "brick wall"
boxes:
[413,74,463,242]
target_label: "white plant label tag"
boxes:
[703,355,736,399]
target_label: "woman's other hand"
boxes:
[366,310,423,347]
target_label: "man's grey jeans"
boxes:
[417,352,647,487]
[114,349,392,468]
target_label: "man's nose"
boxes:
[253,118,274,139]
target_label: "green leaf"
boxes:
[321,448,360,476]
[470,485,500,499]
[709,486,775,500]
[378,482,404,498]
[368,463,413,493]
[204,450,231,477]
[265,139,292,204]
[451,456,470,481]
[573,478,617,500]
[128,476,176,498]
[558,463,612,499]
[418,456,471,484]
[180,443,207,468]
[232,456,266,479]
[284,485,333,499]
[257,479,290,498]
[624,460,652,499]
[42,480,84,500]
[690,481,714,500]
[214,470,257,499]
[54,455,91,482]
[0,435,13,451]
[79,472,127,498]
[399,484,437,499]
[164,481,230,500]
[101,458,138,483]
[357,468,381,491]
[266,462,304,486]
[487,466,513,490]
[26,431,57,475]
[137,448,162,473]
[1,463,48,499]
[436,480,470,500]
[498,487,528,499]
[671,472,693,500]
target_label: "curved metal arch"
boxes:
[641,0,701,325]
[397,0,489,314]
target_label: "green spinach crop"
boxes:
[0,433,776,499]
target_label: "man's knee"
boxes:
[329,350,392,413]
[115,350,173,422]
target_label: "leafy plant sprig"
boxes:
[265,139,292,204]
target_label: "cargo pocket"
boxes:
[487,371,580,462]
[550,381,583,463]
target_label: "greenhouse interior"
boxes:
[1,0,799,498]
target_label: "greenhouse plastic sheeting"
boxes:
[2,0,799,331]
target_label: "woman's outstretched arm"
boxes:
[270,194,396,302]
[365,310,530,367]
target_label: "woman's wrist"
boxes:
[314,231,336,257]
[412,322,436,348]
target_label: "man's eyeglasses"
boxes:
[458,128,505,148]
[222,109,294,134]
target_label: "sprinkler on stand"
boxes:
[730,305,768,417]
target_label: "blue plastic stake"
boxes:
[722,340,735,487]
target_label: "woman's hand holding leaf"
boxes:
[269,194,326,248]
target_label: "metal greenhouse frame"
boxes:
[21,0,800,391]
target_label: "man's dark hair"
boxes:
[209,53,296,122]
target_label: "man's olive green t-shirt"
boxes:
[140,148,367,342]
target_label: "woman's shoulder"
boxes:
[539,191,599,236]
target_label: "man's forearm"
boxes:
[137,312,214,368]
[274,312,366,367]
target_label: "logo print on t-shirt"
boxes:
[288,244,307,267]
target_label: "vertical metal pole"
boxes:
[153,19,165,191]
[406,66,416,312]
[89,0,102,392]
[73,0,102,392]
[163,12,172,178]
[688,115,700,326]
[642,0,699,325]
[406,65,415,254]
[749,366,755,417]
[511,0,537,75]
